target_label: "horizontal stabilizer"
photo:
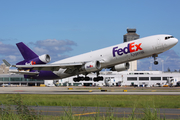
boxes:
[9,70,39,75]
[2,59,11,67]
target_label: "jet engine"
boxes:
[82,61,101,72]
[110,63,129,72]
[38,54,51,64]
[29,54,51,65]
[16,54,51,65]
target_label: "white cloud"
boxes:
[29,39,77,62]
[57,54,61,57]
[7,55,17,62]
[54,47,59,50]
[32,39,77,47]
[31,39,76,54]
[34,47,49,54]
[0,43,18,55]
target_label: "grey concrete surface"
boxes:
[0,87,180,95]
[12,106,180,119]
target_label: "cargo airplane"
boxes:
[3,35,178,82]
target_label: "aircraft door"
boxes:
[157,38,161,45]
[157,38,163,50]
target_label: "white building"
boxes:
[45,71,180,87]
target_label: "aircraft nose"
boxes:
[165,37,178,50]
[173,38,178,45]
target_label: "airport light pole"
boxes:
[161,60,164,72]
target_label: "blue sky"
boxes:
[0,0,180,71]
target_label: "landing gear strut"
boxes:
[152,54,158,65]
[73,72,91,82]
[73,71,104,82]
[93,71,103,82]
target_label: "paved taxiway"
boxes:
[0,87,180,95]
[1,91,180,95]
[8,106,178,119]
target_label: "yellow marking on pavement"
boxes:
[151,90,156,92]
[123,90,127,92]
[73,111,180,116]
[73,112,97,116]
[10,110,180,116]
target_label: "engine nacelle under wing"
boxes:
[82,61,101,72]
[111,63,129,72]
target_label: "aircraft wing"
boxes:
[3,59,84,74]
[14,62,84,71]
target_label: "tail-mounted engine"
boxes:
[26,54,51,65]
[110,63,129,72]
[82,61,101,72]
[17,54,51,65]
[35,54,51,64]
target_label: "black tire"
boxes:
[154,61,158,65]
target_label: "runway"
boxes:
[0,87,180,95]
[1,91,180,95]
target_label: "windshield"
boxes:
[165,36,174,40]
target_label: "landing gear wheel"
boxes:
[93,76,103,82]
[152,54,158,65]
[154,61,158,65]
[84,77,90,81]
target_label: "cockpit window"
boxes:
[165,36,174,40]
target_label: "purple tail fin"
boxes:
[16,42,38,60]
[16,42,50,65]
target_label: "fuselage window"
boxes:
[165,36,174,40]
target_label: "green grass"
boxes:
[0,94,179,120]
[0,94,180,108]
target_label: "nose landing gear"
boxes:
[154,61,158,65]
[152,54,158,65]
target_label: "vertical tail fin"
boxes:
[16,42,38,60]
[16,42,51,65]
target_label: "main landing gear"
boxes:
[73,76,91,82]
[152,54,158,65]
[73,72,104,82]
[93,72,103,82]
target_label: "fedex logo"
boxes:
[113,42,142,57]
[87,65,93,68]
[25,61,36,65]
[31,61,36,65]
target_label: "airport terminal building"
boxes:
[0,74,44,86]
[0,64,44,86]
[45,71,180,87]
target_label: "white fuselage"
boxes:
[52,34,178,78]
